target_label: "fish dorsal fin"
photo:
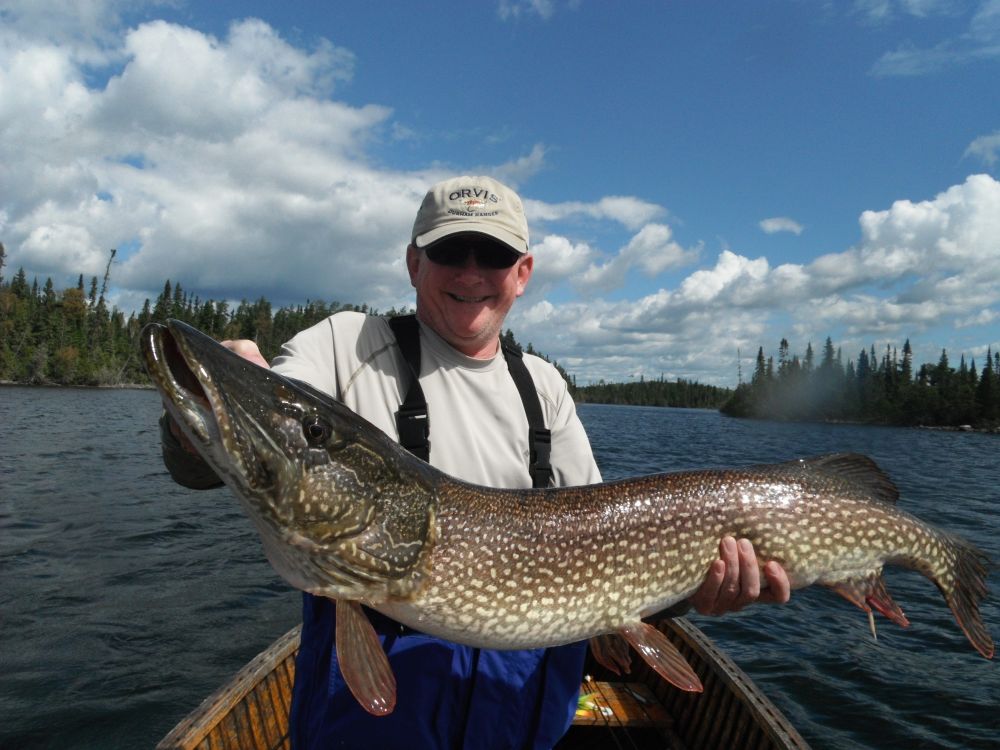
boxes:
[793,453,899,505]
[617,621,703,692]
[335,599,397,715]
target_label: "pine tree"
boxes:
[752,346,767,385]
[901,339,913,385]
[152,280,172,321]
[977,348,997,422]
[778,338,790,379]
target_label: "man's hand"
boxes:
[689,536,791,616]
[220,339,270,369]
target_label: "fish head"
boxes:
[142,319,437,602]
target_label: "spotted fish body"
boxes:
[381,461,989,655]
[142,320,994,715]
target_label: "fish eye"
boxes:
[302,416,333,446]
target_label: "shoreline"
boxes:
[736,413,1000,435]
[0,380,154,390]
[5,382,998,434]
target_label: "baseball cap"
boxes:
[411,176,529,254]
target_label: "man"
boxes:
[161,175,790,749]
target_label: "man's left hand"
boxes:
[689,536,791,616]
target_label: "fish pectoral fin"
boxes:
[588,633,633,676]
[617,622,703,693]
[828,572,910,631]
[335,599,397,716]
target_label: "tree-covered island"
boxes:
[723,337,1000,431]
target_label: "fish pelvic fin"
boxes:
[335,599,397,715]
[829,571,910,631]
[618,622,703,693]
[939,536,994,660]
[588,633,633,676]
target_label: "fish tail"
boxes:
[937,534,994,659]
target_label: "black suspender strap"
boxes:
[388,314,430,462]
[501,340,553,489]
[387,315,553,488]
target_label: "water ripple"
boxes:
[1,393,996,749]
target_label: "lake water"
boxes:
[0,387,997,749]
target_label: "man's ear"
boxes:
[515,254,534,297]
[406,244,421,288]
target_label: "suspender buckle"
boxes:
[396,405,430,461]
[529,427,553,488]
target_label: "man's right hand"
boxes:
[688,536,791,615]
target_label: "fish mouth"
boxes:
[157,325,210,400]
[144,322,217,443]
[141,320,253,485]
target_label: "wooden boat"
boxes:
[156,617,811,750]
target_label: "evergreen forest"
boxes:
[0,255,572,391]
[3,248,997,430]
[722,337,1000,430]
[0,251,399,386]
[573,376,732,409]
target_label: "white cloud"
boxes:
[957,309,999,328]
[498,0,557,21]
[578,224,699,293]
[491,144,548,187]
[678,251,770,305]
[853,0,958,23]
[526,234,597,295]
[759,217,804,235]
[853,0,894,23]
[526,195,665,231]
[509,174,1000,384]
[627,224,699,276]
[869,0,1000,75]
[92,20,354,141]
[965,129,1000,166]
[0,10,674,331]
[0,0,134,63]
[0,17,423,308]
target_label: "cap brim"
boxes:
[414,222,528,254]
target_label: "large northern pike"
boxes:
[143,320,993,715]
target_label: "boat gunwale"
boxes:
[658,617,810,749]
[155,626,301,750]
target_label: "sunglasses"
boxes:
[424,239,521,269]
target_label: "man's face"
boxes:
[406,236,534,359]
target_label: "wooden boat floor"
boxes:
[573,677,674,729]
[567,676,687,750]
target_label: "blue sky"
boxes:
[2,0,999,385]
